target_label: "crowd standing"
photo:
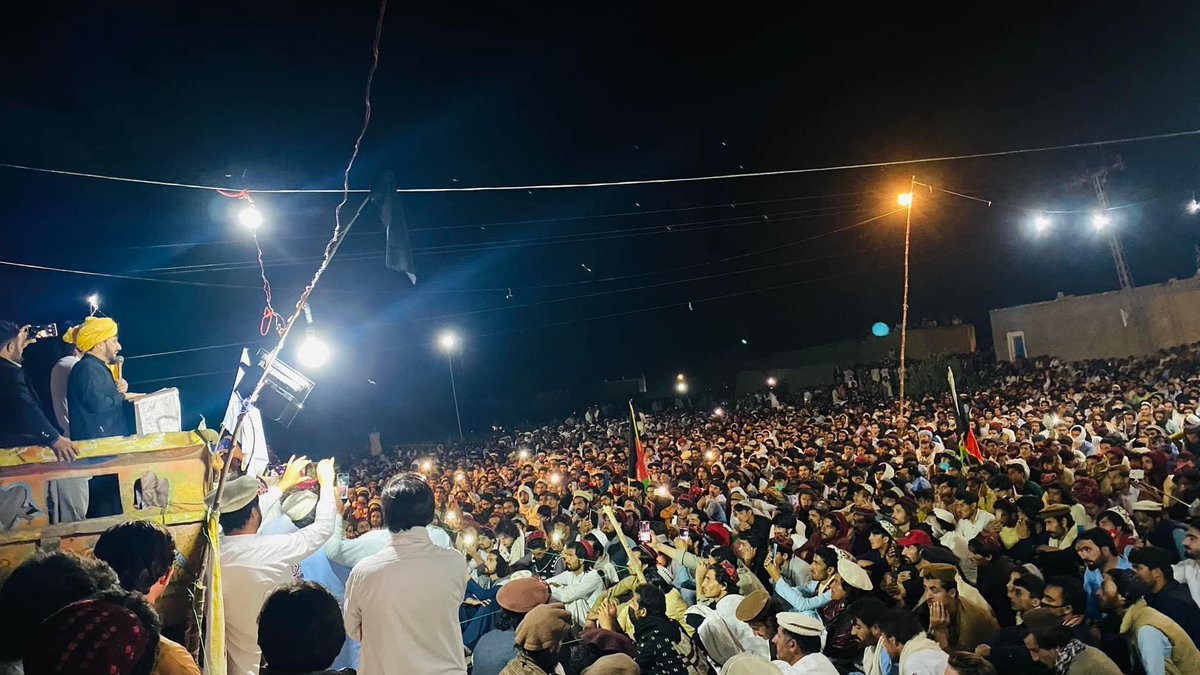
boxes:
[3,314,1200,674]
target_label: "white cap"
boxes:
[777,612,824,637]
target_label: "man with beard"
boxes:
[1097,568,1200,675]
[766,546,836,618]
[546,540,605,628]
[68,317,141,441]
[921,563,998,653]
[1172,519,1200,608]
[1128,546,1200,640]
[1076,528,1131,620]
[772,612,839,675]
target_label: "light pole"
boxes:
[438,331,464,441]
[897,178,915,419]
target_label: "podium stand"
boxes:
[133,388,182,435]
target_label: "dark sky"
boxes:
[3,3,1200,447]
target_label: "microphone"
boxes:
[114,355,124,382]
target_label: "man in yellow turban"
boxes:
[67,317,133,442]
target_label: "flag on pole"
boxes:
[947,366,984,464]
[962,424,984,464]
[627,401,650,489]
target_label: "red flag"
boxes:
[963,424,984,463]
[627,402,650,488]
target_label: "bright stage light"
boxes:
[438,331,459,351]
[766,377,778,388]
[675,381,689,395]
[898,192,913,207]
[1189,200,1200,215]
[1034,215,1051,233]
[1092,213,1110,230]
[238,205,263,230]
[297,333,330,368]
[676,373,686,381]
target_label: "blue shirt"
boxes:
[1135,625,1171,675]
[1084,557,1131,620]
[774,578,832,619]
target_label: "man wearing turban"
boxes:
[67,317,136,442]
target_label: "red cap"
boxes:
[897,530,932,548]
[704,523,732,548]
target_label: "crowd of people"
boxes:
[3,313,1200,675]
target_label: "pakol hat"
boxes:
[204,475,261,514]
[777,612,824,636]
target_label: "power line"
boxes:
[127,203,868,275]
[4,128,1199,194]
[128,369,236,386]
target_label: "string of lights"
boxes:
[3,128,1198,194]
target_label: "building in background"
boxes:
[989,274,1200,362]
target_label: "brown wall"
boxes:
[989,274,1200,362]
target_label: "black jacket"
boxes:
[67,353,129,441]
[0,358,61,448]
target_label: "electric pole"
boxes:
[1087,160,1134,290]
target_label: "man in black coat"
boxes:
[67,317,134,441]
[0,321,78,461]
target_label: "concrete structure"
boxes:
[734,324,976,395]
[989,274,1200,362]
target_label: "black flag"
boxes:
[374,172,416,284]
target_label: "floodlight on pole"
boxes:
[1189,199,1199,215]
[86,294,101,316]
[897,176,916,420]
[1092,212,1110,230]
[1034,215,1051,233]
[296,304,330,368]
[437,330,464,441]
[675,381,689,395]
[238,205,263,230]
[766,376,777,388]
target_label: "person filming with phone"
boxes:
[0,320,79,461]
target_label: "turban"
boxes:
[74,317,118,352]
[62,323,82,345]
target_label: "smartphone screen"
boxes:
[336,472,350,500]
[638,521,652,544]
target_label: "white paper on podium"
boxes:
[133,388,182,434]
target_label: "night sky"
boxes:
[3,4,1200,448]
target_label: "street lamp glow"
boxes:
[438,331,459,351]
[897,192,913,207]
[1092,212,1110,230]
[86,294,100,312]
[1189,200,1200,215]
[296,333,330,368]
[766,376,778,388]
[675,381,689,395]
[676,373,686,382]
[238,205,263,230]
[1033,215,1051,233]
